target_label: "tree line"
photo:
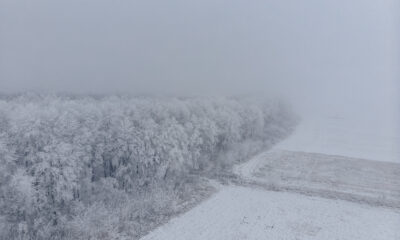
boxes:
[0,94,296,239]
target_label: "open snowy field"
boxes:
[142,149,400,240]
[278,113,400,163]
[142,186,400,240]
[141,111,400,240]
[235,150,400,208]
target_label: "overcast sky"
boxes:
[0,0,399,119]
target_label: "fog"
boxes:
[1,0,399,120]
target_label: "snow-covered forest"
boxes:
[0,94,296,240]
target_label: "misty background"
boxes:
[1,0,399,125]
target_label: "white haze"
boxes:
[0,0,399,124]
[0,2,399,239]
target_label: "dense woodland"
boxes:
[0,94,296,240]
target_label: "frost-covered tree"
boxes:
[0,94,296,239]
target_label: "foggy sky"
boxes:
[0,0,399,119]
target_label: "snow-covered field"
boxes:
[235,150,400,208]
[141,112,400,240]
[278,113,400,163]
[142,186,400,240]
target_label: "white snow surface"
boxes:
[141,112,400,240]
[278,113,400,163]
[142,186,400,240]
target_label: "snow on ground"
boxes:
[142,186,400,240]
[141,112,400,240]
[235,150,400,208]
[277,113,400,163]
